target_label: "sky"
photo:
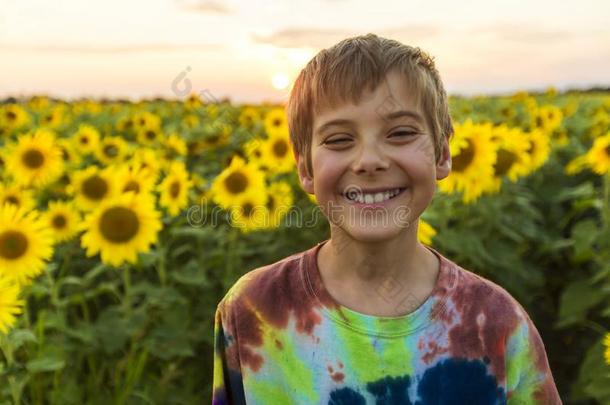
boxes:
[1,0,609,104]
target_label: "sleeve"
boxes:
[212,301,246,405]
[505,305,562,404]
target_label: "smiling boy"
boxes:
[212,34,561,404]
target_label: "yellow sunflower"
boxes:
[239,107,261,129]
[72,124,100,155]
[264,107,289,138]
[39,105,65,129]
[95,135,129,165]
[486,125,533,194]
[0,275,24,334]
[418,218,437,246]
[163,133,188,157]
[229,195,272,234]
[41,200,83,243]
[158,161,193,216]
[437,119,497,203]
[132,111,161,132]
[524,128,551,172]
[263,181,294,229]
[57,138,83,169]
[183,114,200,129]
[0,182,36,212]
[529,105,563,134]
[0,204,54,286]
[210,155,268,210]
[68,166,118,211]
[81,192,162,267]
[130,148,163,183]
[262,131,294,175]
[5,128,65,189]
[136,127,164,146]
[1,104,30,131]
[567,132,610,176]
[112,163,156,196]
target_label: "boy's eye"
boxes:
[324,138,350,145]
[390,131,417,137]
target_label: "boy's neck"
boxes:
[317,227,440,317]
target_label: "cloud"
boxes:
[252,25,439,49]
[0,43,220,54]
[177,0,233,14]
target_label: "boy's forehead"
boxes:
[312,72,425,133]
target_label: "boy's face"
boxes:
[295,70,451,242]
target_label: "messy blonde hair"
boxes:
[286,33,454,177]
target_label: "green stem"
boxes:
[123,266,131,313]
[0,335,21,405]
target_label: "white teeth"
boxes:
[344,188,403,204]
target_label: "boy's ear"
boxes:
[294,151,314,194]
[436,136,451,181]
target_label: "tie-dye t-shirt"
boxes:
[212,240,562,404]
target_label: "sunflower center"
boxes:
[527,141,536,154]
[452,139,475,172]
[0,230,28,259]
[5,196,20,206]
[146,130,156,140]
[605,145,610,157]
[266,196,275,210]
[224,172,248,194]
[80,136,89,145]
[52,214,67,229]
[242,202,254,217]
[169,181,181,198]
[6,111,17,121]
[493,148,517,177]
[273,139,288,158]
[535,116,544,128]
[104,144,119,157]
[82,175,108,200]
[273,118,282,128]
[99,207,139,243]
[22,149,45,169]
[123,181,140,193]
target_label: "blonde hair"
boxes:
[286,33,454,177]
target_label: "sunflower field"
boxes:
[0,89,609,404]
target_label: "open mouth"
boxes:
[342,187,407,205]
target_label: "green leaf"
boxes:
[7,329,37,349]
[26,356,65,373]
[557,279,606,327]
[571,219,599,261]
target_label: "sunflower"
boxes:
[81,192,162,267]
[0,182,36,212]
[185,93,203,110]
[68,166,117,211]
[5,128,65,189]
[57,138,83,168]
[39,105,65,129]
[130,148,163,182]
[203,123,231,149]
[0,275,24,334]
[239,107,261,129]
[158,161,193,216]
[132,111,161,132]
[95,135,129,165]
[264,107,289,138]
[524,128,551,172]
[116,116,135,133]
[437,119,497,203]
[183,114,200,129]
[262,131,294,175]
[163,133,188,158]
[210,155,268,210]
[0,204,54,286]
[229,195,272,234]
[263,181,294,229]
[529,105,563,134]
[1,104,30,131]
[41,200,83,243]
[72,124,100,155]
[418,219,437,246]
[242,138,270,172]
[113,163,156,196]
[486,125,533,194]
[568,132,610,176]
[137,127,164,146]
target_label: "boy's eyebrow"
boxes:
[315,110,424,135]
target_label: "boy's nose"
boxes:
[351,143,390,175]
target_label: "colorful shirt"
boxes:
[212,239,562,404]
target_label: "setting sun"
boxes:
[271,73,290,90]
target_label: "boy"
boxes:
[212,34,561,404]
